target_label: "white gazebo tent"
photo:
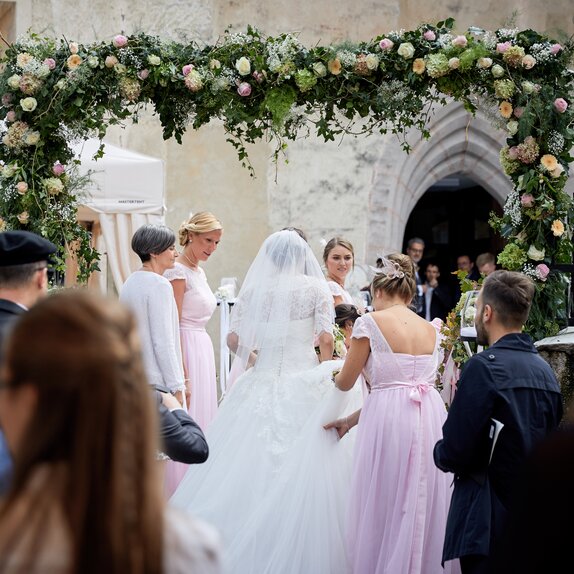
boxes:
[72,139,165,293]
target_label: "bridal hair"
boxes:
[0,290,163,574]
[178,211,223,246]
[281,226,308,242]
[132,223,176,263]
[322,237,354,267]
[370,253,416,302]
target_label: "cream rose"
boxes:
[527,245,545,261]
[24,131,40,146]
[397,42,415,59]
[551,220,565,237]
[365,54,379,71]
[7,74,21,89]
[235,57,251,76]
[17,211,29,224]
[491,64,505,78]
[20,97,37,112]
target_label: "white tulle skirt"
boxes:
[170,359,362,574]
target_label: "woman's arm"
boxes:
[333,294,344,306]
[334,336,371,391]
[318,331,334,362]
[324,408,362,439]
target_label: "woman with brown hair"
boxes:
[0,290,220,574]
[323,237,355,306]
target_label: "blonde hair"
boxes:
[178,211,223,246]
[371,253,416,302]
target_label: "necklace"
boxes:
[384,303,407,310]
[327,275,345,288]
[181,251,198,269]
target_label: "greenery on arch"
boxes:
[0,18,572,339]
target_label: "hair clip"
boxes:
[370,254,405,280]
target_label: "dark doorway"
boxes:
[403,174,504,291]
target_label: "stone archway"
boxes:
[366,101,512,262]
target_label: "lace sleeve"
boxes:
[164,263,187,282]
[351,315,371,341]
[314,284,334,337]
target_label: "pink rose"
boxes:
[68,42,79,54]
[113,35,128,48]
[137,69,149,80]
[550,43,562,55]
[513,107,524,118]
[182,64,194,77]
[237,82,252,97]
[52,161,65,176]
[452,35,468,48]
[508,146,519,160]
[423,30,436,41]
[105,55,118,68]
[252,70,264,84]
[536,263,550,281]
[1,93,13,106]
[43,58,56,70]
[16,181,28,194]
[496,41,511,53]
[554,98,568,113]
[520,193,534,208]
[379,38,394,51]
[5,110,16,122]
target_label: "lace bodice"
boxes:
[229,275,333,373]
[352,314,442,393]
[164,263,216,330]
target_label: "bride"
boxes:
[170,229,362,573]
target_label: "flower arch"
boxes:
[0,19,572,339]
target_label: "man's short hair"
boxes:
[0,262,47,289]
[476,252,495,268]
[481,270,535,328]
[407,237,425,249]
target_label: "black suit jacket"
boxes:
[156,391,209,464]
[0,299,26,361]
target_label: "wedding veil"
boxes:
[227,229,333,377]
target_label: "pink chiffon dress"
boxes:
[165,262,218,429]
[347,314,452,574]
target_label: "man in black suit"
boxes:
[421,262,452,322]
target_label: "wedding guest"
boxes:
[0,230,57,495]
[0,290,220,573]
[164,211,222,430]
[323,237,354,305]
[422,262,453,322]
[405,237,425,315]
[325,253,451,574]
[119,224,186,404]
[334,303,361,351]
[434,270,562,574]
[456,254,480,281]
[476,252,496,277]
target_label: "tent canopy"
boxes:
[72,139,166,292]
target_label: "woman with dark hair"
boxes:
[0,290,220,573]
[325,254,451,574]
[335,303,361,351]
[120,224,186,406]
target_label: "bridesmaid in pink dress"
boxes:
[165,211,223,429]
[325,253,453,574]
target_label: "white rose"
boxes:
[312,62,327,77]
[477,57,492,69]
[1,164,17,177]
[522,55,536,69]
[147,54,161,66]
[464,307,476,323]
[397,42,415,59]
[527,245,545,261]
[87,56,99,68]
[334,339,346,357]
[365,53,379,70]
[68,42,79,54]
[235,56,251,76]
[448,57,460,69]
[55,79,67,90]
[491,64,505,78]
[506,120,518,136]
[522,81,535,94]
[114,63,127,75]
[550,164,565,178]
[20,97,37,112]
[7,74,21,89]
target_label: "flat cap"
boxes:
[0,230,57,266]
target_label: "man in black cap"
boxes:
[0,230,57,352]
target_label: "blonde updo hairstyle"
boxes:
[322,237,355,268]
[178,211,223,246]
[371,253,417,303]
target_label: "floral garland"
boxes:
[0,19,572,337]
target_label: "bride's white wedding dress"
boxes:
[170,265,362,574]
